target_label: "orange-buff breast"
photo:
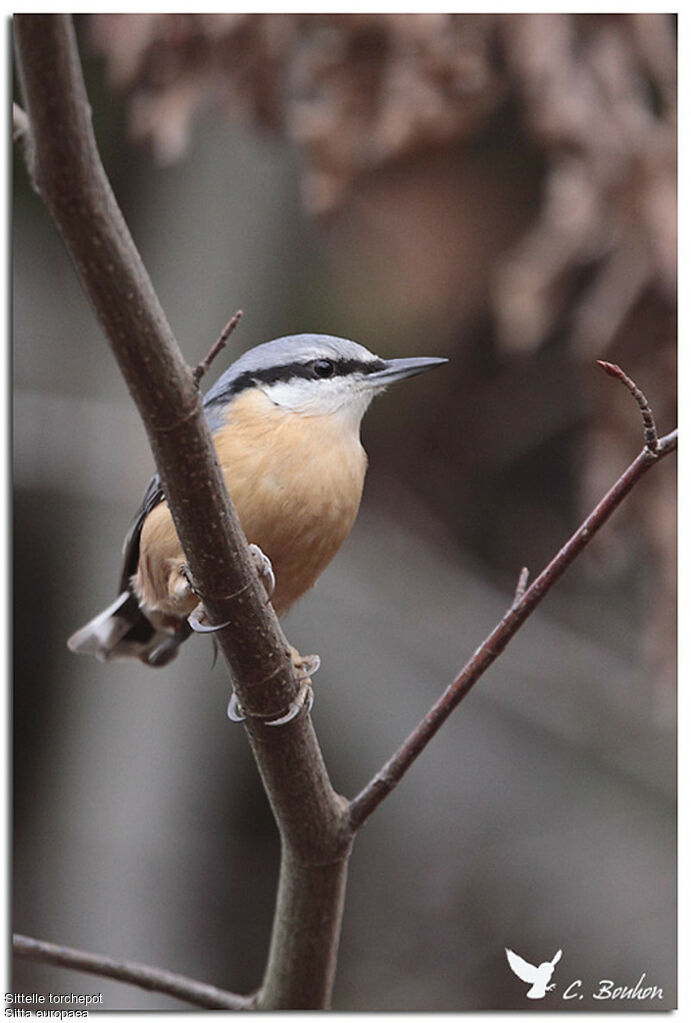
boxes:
[133,389,368,617]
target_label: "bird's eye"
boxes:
[312,359,335,378]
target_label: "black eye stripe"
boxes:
[205,356,386,408]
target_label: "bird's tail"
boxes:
[67,591,190,667]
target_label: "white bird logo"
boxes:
[505,947,562,998]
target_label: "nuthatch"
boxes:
[68,334,446,668]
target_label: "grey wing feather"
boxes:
[119,390,230,593]
[505,949,539,983]
[119,473,165,592]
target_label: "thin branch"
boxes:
[13,934,253,1011]
[349,367,677,829]
[597,360,659,452]
[193,309,243,386]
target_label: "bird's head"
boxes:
[204,333,447,431]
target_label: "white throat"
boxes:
[260,377,380,433]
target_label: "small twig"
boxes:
[13,934,253,1010]
[512,566,529,608]
[597,360,659,452]
[193,309,243,386]
[349,409,677,830]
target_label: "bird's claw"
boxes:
[187,605,230,634]
[249,543,275,600]
[289,647,321,680]
[226,646,320,726]
[226,691,246,723]
[227,678,314,727]
[177,563,200,597]
[185,545,272,631]
[266,680,314,726]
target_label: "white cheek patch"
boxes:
[262,377,349,415]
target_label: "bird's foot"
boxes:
[260,645,320,726]
[185,544,273,633]
[227,678,314,727]
[175,562,199,598]
[289,645,321,681]
[249,543,275,601]
[546,984,556,992]
[265,677,314,726]
[187,604,229,634]
[226,646,319,727]
[171,565,220,631]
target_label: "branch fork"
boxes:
[348,361,676,830]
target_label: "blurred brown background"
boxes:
[13,14,676,1011]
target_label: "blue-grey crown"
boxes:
[203,333,385,427]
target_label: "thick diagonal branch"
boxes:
[14,15,350,1010]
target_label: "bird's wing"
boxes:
[551,949,563,966]
[119,473,165,592]
[505,948,538,983]
[118,388,235,593]
[117,399,226,594]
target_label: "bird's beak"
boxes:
[366,356,448,385]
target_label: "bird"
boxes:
[505,947,563,999]
[68,333,447,669]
